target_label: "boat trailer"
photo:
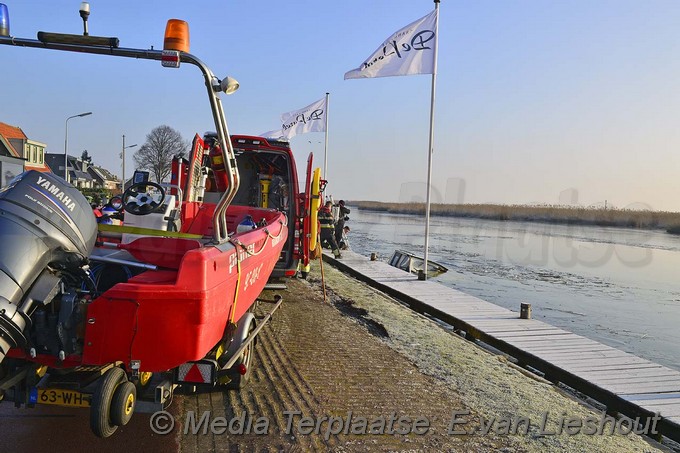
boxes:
[0,295,283,415]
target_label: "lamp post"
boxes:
[121,135,137,190]
[64,111,92,183]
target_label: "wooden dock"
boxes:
[325,250,680,443]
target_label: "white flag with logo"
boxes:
[278,97,327,139]
[344,9,437,80]
[259,129,284,139]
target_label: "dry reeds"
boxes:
[351,201,680,232]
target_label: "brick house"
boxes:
[0,121,50,173]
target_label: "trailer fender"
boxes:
[224,313,256,363]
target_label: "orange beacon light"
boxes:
[163,19,189,53]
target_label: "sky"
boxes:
[2,1,680,211]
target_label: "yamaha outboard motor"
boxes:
[0,171,96,364]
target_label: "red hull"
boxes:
[8,205,287,372]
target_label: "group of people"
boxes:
[319,199,350,258]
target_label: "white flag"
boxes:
[279,97,327,139]
[259,129,284,139]
[344,9,437,80]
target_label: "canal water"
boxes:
[348,208,680,371]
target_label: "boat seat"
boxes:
[121,236,202,269]
[93,230,203,269]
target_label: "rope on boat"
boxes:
[230,219,286,257]
[227,218,285,323]
[230,250,242,325]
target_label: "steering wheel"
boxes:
[121,182,166,216]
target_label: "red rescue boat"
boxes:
[0,4,287,437]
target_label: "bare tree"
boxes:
[132,125,188,183]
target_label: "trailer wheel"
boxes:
[90,367,126,438]
[111,381,136,426]
[137,371,153,388]
[226,321,256,390]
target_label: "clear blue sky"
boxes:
[2,1,680,211]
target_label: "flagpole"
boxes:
[422,0,440,280]
[323,92,330,182]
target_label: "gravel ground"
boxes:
[181,277,513,451]
[179,259,665,452]
[312,259,665,453]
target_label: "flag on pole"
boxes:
[259,129,284,139]
[260,97,328,140]
[344,9,437,80]
[268,97,327,139]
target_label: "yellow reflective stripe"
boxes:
[97,224,203,239]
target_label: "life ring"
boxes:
[309,168,321,251]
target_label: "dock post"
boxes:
[417,269,426,281]
[370,253,377,261]
[520,303,531,319]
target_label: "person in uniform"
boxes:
[319,201,341,258]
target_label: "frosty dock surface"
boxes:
[325,250,680,442]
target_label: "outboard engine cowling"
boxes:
[0,171,97,364]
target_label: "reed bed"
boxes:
[352,201,680,232]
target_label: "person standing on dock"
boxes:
[334,200,351,246]
[320,201,342,258]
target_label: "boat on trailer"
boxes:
[0,4,286,437]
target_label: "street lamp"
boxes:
[121,134,137,189]
[64,111,92,183]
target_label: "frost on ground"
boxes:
[309,261,663,453]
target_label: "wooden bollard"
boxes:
[370,253,377,261]
[520,303,531,319]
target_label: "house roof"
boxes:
[0,122,27,157]
[0,122,28,140]
[0,136,18,158]
[45,153,119,183]
[88,166,104,181]
[69,170,94,181]
[25,163,51,173]
[89,165,118,181]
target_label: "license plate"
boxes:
[37,389,90,408]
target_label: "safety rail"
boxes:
[0,34,238,244]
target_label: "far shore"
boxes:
[351,200,680,234]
